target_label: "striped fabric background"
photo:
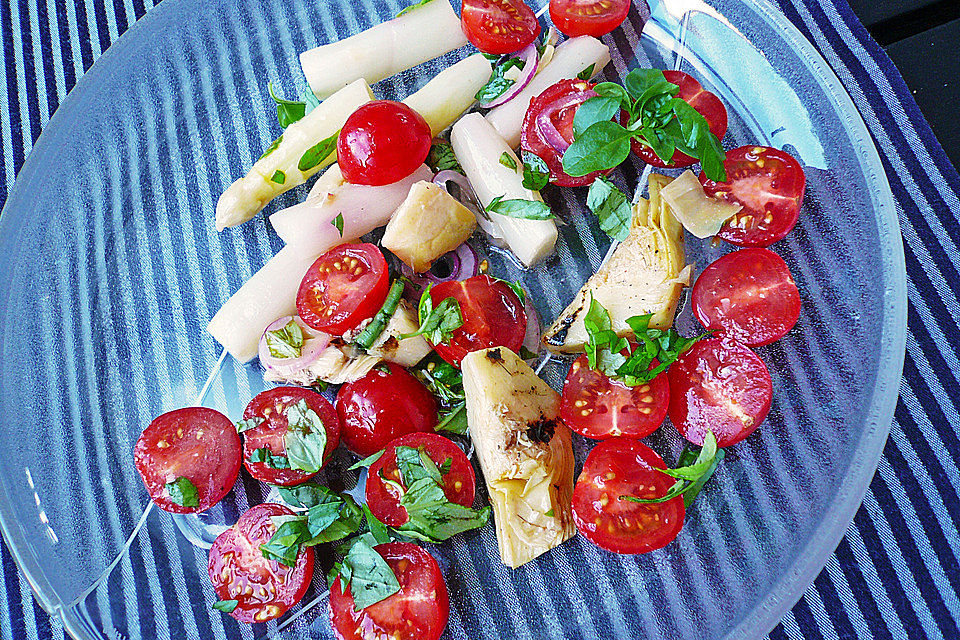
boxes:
[0,0,957,639]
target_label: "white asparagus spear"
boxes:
[450,113,557,267]
[403,53,493,136]
[269,164,433,252]
[485,36,611,148]
[215,79,374,230]
[207,245,323,362]
[300,0,468,99]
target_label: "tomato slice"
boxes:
[241,387,341,486]
[700,145,806,247]
[134,407,241,514]
[692,248,801,347]
[338,101,432,186]
[668,337,772,448]
[366,433,476,527]
[208,503,315,624]
[330,542,449,640]
[521,79,609,187]
[461,0,541,55]
[572,437,685,554]
[336,363,438,457]
[560,355,669,439]
[428,275,526,367]
[549,0,630,37]
[624,70,728,169]
[297,243,389,335]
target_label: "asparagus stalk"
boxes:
[403,53,493,136]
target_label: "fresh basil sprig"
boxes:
[333,537,401,610]
[284,399,328,474]
[620,431,723,507]
[415,356,468,435]
[165,477,199,508]
[264,318,304,359]
[486,195,553,220]
[586,176,632,241]
[400,285,464,344]
[521,152,550,191]
[261,486,363,566]
[475,56,525,104]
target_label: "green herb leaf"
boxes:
[270,169,286,185]
[306,494,363,544]
[475,57,525,104]
[397,477,491,542]
[212,600,238,613]
[396,0,435,17]
[264,318,304,359]
[620,432,722,506]
[415,356,468,434]
[283,399,328,474]
[298,129,340,172]
[353,280,404,351]
[260,517,311,566]
[521,152,550,191]
[268,82,307,128]
[235,416,263,434]
[338,538,400,611]
[577,63,596,81]
[427,141,462,173]
[561,120,633,177]
[363,504,393,545]
[348,450,385,470]
[400,285,464,344]
[332,213,344,237]
[486,195,553,220]
[165,477,199,508]
[582,294,629,374]
[258,134,283,161]
[395,446,442,487]
[573,96,622,138]
[278,481,340,509]
[544,508,555,518]
[436,402,468,435]
[249,447,290,469]
[586,176,632,241]
[499,152,518,171]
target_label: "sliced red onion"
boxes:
[480,43,539,109]
[399,243,480,296]
[258,316,331,375]
[521,295,541,359]
[536,90,598,153]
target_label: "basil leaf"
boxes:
[573,96,621,138]
[592,82,631,105]
[486,195,553,220]
[339,538,400,611]
[475,57,524,103]
[264,318,304,359]
[582,294,628,373]
[283,399,328,474]
[659,432,718,481]
[427,141,462,173]
[258,134,283,160]
[277,481,341,509]
[577,63,596,81]
[260,518,310,567]
[270,169,286,185]
[395,445,441,486]
[268,82,307,128]
[212,600,238,613]
[624,69,678,110]
[353,280,404,351]
[401,285,464,344]
[586,176,632,241]
[436,402,468,435]
[306,494,363,544]
[499,152,518,171]
[396,0,434,17]
[363,504,393,545]
[165,477,199,508]
[397,477,491,542]
[562,120,632,177]
[249,447,290,469]
[619,432,723,506]
[521,152,550,190]
[235,416,263,434]
[298,129,340,172]
[348,450,385,470]
[698,132,727,182]
[332,212,344,237]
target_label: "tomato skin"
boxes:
[297,243,389,335]
[700,145,806,247]
[521,79,607,187]
[208,503,315,623]
[560,355,669,439]
[461,0,541,55]
[134,407,241,514]
[366,433,476,527]
[338,101,432,186]
[330,542,449,640]
[624,70,728,169]
[429,275,526,367]
[241,387,341,486]
[549,0,631,37]
[692,248,801,347]
[668,337,773,448]
[572,438,685,554]
[336,363,438,457]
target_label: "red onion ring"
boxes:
[480,43,539,109]
[399,243,480,296]
[535,90,598,153]
[258,316,331,374]
[521,295,541,360]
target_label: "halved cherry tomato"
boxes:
[461,0,541,55]
[241,387,341,486]
[572,437,685,554]
[208,503,315,623]
[429,275,526,367]
[366,433,475,527]
[692,248,801,347]
[336,363,438,457]
[668,337,772,448]
[297,243,389,335]
[560,355,669,439]
[549,0,631,37]
[330,541,449,640]
[521,79,608,187]
[700,145,806,247]
[134,407,241,514]
[338,101,432,186]
[623,70,727,169]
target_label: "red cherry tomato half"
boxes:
[560,355,669,439]
[366,432,476,527]
[461,0,541,55]
[668,337,772,448]
[692,248,801,347]
[521,79,608,187]
[338,100,432,186]
[572,437,685,554]
[624,70,728,169]
[241,387,341,486]
[297,243,389,335]
[429,275,527,367]
[336,363,438,457]
[330,541,449,640]
[134,407,241,514]
[549,0,631,37]
[208,503,315,624]
[700,145,806,247]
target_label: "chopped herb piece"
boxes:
[212,600,238,613]
[486,195,553,220]
[262,487,362,565]
[475,57,524,104]
[363,504,393,545]
[499,152,518,171]
[348,450,385,470]
[336,538,400,611]
[165,477,199,508]
[249,447,290,469]
[298,129,340,172]
[268,82,307,128]
[235,416,263,434]
[258,134,283,161]
[332,212,344,237]
[260,517,310,566]
[620,432,722,506]
[353,280,404,351]
[415,356,468,435]
[427,141,462,173]
[264,318,304,360]
[544,508,555,518]
[586,176,632,241]
[577,63,596,81]
[270,169,286,185]
[521,152,550,191]
[396,0,435,17]
[400,285,464,344]
[283,399,328,474]
[435,402,468,434]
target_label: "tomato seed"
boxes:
[157,440,169,448]
[639,407,652,415]
[638,385,650,393]
[454,480,463,491]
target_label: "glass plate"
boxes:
[0,0,905,638]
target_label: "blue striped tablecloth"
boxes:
[1,0,957,638]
